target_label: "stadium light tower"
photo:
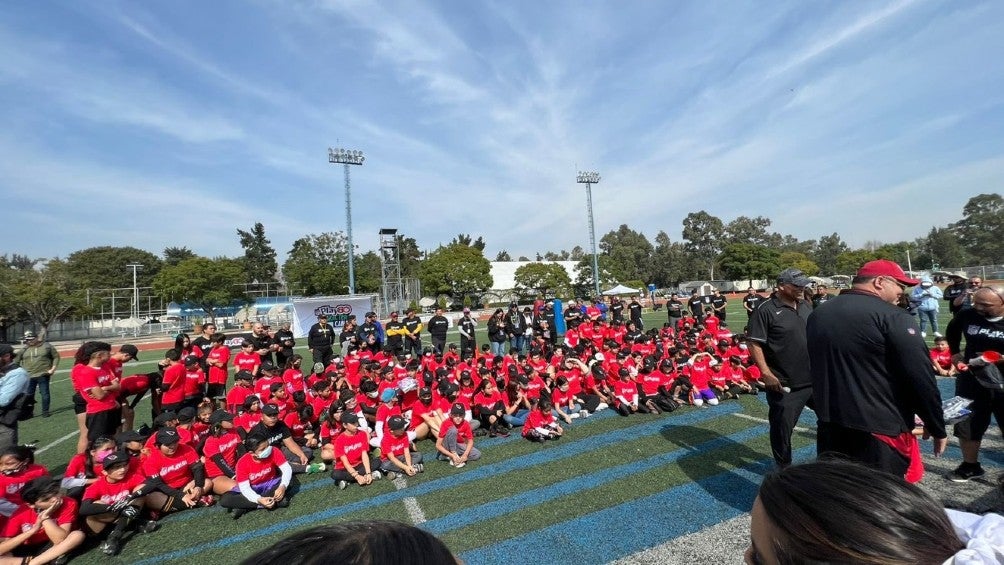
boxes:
[127,263,142,336]
[328,147,365,295]
[576,171,601,296]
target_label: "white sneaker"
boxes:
[448,460,456,467]
[596,403,608,411]
[580,409,590,418]
[934,332,943,338]
[371,471,383,480]
[569,413,580,419]
[337,480,348,490]
[921,332,927,338]
[454,461,466,468]
[385,471,397,480]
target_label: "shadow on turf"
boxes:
[659,423,766,512]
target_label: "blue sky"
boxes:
[2,0,1002,263]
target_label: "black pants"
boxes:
[816,421,909,478]
[431,337,446,354]
[766,386,813,466]
[312,347,333,367]
[460,337,476,356]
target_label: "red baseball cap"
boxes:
[856,260,919,286]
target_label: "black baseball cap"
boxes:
[209,409,234,425]
[260,360,277,372]
[177,407,196,424]
[261,404,280,417]
[449,403,465,417]
[120,344,140,360]
[387,415,408,431]
[154,411,178,426]
[102,450,131,470]
[184,355,200,366]
[341,412,359,425]
[235,370,254,381]
[155,429,181,446]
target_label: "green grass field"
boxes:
[22,298,960,564]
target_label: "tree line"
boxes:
[0,194,1000,335]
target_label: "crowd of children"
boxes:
[0,304,773,562]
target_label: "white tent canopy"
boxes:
[602,284,640,296]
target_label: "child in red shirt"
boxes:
[378,416,424,479]
[219,434,292,520]
[232,341,260,378]
[330,413,381,489]
[523,398,563,441]
[2,477,85,561]
[435,403,481,468]
[205,334,231,400]
[930,336,957,377]
[79,451,156,556]
[226,371,255,414]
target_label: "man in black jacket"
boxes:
[808,260,947,480]
[427,307,450,354]
[307,314,335,366]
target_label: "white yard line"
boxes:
[393,476,427,524]
[34,431,78,455]
[733,412,812,434]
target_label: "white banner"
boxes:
[291,295,376,338]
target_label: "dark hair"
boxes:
[173,333,191,352]
[757,459,963,564]
[164,348,182,362]
[21,477,60,504]
[240,520,456,565]
[73,341,112,365]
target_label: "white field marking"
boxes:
[393,476,427,524]
[34,431,78,455]
[33,394,151,455]
[733,412,812,434]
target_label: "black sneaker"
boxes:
[949,462,986,482]
[137,519,160,534]
[100,536,121,556]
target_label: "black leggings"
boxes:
[220,483,284,510]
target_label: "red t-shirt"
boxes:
[235,449,286,486]
[142,444,198,488]
[409,400,437,429]
[333,431,368,470]
[0,465,48,506]
[143,427,194,452]
[161,364,187,405]
[438,418,473,445]
[254,376,282,403]
[83,471,145,506]
[118,374,150,398]
[523,409,555,437]
[64,453,101,480]
[379,432,412,462]
[207,346,231,385]
[202,431,242,478]
[374,404,402,437]
[226,385,254,413]
[473,390,504,412]
[319,420,342,446]
[233,351,259,375]
[3,498,78,546]
[183,367,205,398]
[931,349,952,370]
[235,411,262,433]
[612,379,638,404]
[283,412,308,439]
[104,357,125,380]
[74,365,119,413]
[282,369,306,396]
[637,372,664,395]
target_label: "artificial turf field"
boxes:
[22,300,1002,564]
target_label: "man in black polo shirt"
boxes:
[945,284,1004,482]
[747,268,813,468]
[427,307,449,354]
[609,297,625,323]
[628,297,643,331]
[808,260,947,481]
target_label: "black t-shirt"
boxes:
[743,294,763,312]
[191,336,214,359]
[943,283,967,313]
[248,421,292,448]
[711,296,727,310]
[667,300,683,318]
[308,323,335,348]
[747,296,812,388]
[611,302,624,321]
[946,308,1004,360]
[428,315,449,339]
[628,302,642,320]
[688,297,704,315]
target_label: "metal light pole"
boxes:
[328,147,365,295]
[127,263,142,336]
[577,171,601,296]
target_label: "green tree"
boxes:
[0,254,39,271]
[65,246,163,289]
[1,259,88,336]
[512,262,572,299]
[396,235,423,278]
[152,257,248,320]
[724,216,776,246]
[495,250,512,262]
[835,249,879,275]
[599,224,654,283]
[573,255,617,296]
[814,233,849,275]
[418,244,492,298]
[925,227,968,268]
[237,222,278,284]
[282,232,349,296]
[569,246,586,261]
[450,234,487,252]
[718,243,781,284]
[354,251,382,293]
[682,211,725,279]
[163,246,198,267]
[951,193,1004,264]
[779,252,820,276]
[650,231,688,287]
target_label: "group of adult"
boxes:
[746,260,1004,486]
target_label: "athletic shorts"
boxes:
[86,408,122,442]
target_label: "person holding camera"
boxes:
[952,276,984,313]
[14,331,59,418]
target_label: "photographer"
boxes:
[952,276,983,313]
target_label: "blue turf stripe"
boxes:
[459,445,816,565]
[422,423,771,534]
[133,404,740,564]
